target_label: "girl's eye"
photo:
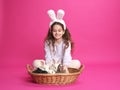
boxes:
[53,30,57,32]
[58,30,62,32]
[52,29,62,32]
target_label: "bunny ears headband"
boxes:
[47,9,66,30]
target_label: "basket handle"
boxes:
[79,64,84,73]
[26,64,33,73]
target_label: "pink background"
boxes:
[0,0,120,90]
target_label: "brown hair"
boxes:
[45,22,74,52]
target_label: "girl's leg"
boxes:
[68,60,81,69]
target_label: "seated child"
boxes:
[33,9,81,74]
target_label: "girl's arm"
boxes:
[44,42,52,65]
[63,42,72,66]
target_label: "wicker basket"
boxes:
[26,64,84,85]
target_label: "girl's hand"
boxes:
[62,65,69,73]
[57,64,69,73]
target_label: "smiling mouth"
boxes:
[55,34,60,36]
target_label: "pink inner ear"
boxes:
[57,13,63,19]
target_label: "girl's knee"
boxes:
[70,60,81,69]
[73,60,81,65]
[33,59,45,68]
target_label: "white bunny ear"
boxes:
[47,9,66,30]
[47,9,56,21]
[57,9,65,20]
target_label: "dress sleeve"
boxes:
[63,42,72,66]
[44,42,52,65]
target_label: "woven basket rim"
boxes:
[27,64,84,76]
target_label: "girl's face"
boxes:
[52,24,65,40]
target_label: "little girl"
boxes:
[33,9,81,72]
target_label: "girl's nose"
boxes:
[56,31,59,34]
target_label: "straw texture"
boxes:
[26,64,84,85]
